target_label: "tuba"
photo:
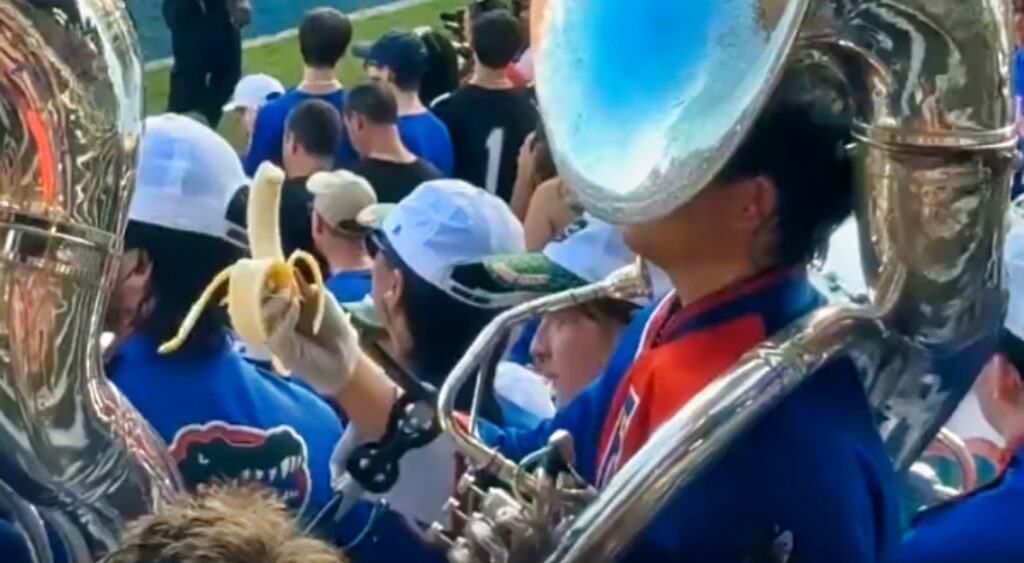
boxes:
[433,0,1017,561]
[0,0,183,560]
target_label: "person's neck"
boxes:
[285,156,330,179]
[470,65,514,90]
[394,88,426,116]
[364,128,416,164]
[663,259,759,308]
[324,244,373,274]
[299,67,342,94]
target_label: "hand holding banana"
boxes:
[158,162,328,374]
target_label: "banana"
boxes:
[158,162,326,374]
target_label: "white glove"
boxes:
[264,289,362,396]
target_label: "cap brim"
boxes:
[356,203,398,231]
[351,41,375,60]
[450,253,588,295]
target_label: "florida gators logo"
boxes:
[170,422,312,514]
[596,388,639,488]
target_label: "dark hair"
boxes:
[375,240,504,420]
[468,0,510,19]
[472,11,522,69]
[344,82,399,125]
[531,124,557,182]
[581,298,638,327]
[286,99,342,159]
[999,328,1024,380]
[299,8,353,68]
[417,28,460,105]
[716,71,853,267]
[124,221,242,354]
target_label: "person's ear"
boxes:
[732,176,777,231]
[130,248,153,280]
[381,266,404,313]
[312,212,324,235]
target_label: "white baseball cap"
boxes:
[358,179,526,308]
[129,113,248,247]
[451,216,671,302]
[223,74,285,111]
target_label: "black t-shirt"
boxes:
[354,158,443,203]
[226,176,316,261]
[431,85,538,203]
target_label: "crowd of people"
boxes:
[5,0,1024,561]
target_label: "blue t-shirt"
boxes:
[325,270,372,304]
[477,271,901,562]
[397,112,453,176]
[244,88,358,176]
[899,445,1024,563]
[108,334,342,525]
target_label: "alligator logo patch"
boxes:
[169,422,312,514]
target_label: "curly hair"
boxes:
[99,485,345,563]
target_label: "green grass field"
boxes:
[143,0,462,145]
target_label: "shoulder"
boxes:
[416,158,444,178]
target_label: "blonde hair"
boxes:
[100,485,346,563]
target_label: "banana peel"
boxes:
[158,162,326,374]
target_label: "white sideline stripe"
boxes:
[142,0,437,72]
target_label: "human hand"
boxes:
[263,287,361,396]
[516,132,538,186]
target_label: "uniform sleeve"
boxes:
[243,104,282,176]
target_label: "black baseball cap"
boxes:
[352,31,430,84]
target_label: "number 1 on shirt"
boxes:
[485,128,505,195]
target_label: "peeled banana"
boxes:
[158,162,325,373]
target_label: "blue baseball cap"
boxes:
[352,30,429,84]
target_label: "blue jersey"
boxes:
[243,88,358,176]
[478,270,901,562]
[108,334,342,524]
[397,112,453,176]
[899,444,1024,563]
[325,270,372,304]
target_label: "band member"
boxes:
[163,0,249,128]
[898,224,1024,562]
[263,71,900,561]
[106,114,342,526]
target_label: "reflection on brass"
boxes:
[438,0,1016,561]
[0,0,184,559]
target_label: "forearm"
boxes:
[332,354,402,440]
